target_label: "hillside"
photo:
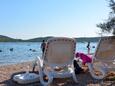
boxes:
[0,35,100,42]
[0,35,23,42]
[25,36,53,42]
[75,37,100,42]
[26,37,100,42]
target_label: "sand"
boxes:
[0,62,115,86]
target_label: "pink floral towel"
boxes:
[76,52,92,65]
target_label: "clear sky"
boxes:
[0,0,110,39]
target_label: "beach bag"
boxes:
[73,60,83,74]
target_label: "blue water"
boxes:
[0,42,97,66]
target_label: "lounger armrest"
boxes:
[87,63,107,79]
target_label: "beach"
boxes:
[0,62,115,86]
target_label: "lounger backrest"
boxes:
[94,36,115,68]
[43,37,76,66]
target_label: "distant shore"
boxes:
[0,35,100,42]
[0,62,115,86]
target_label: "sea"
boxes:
[0,42,97,66]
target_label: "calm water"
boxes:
[0,42,97,66]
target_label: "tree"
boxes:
[97,0,115,35]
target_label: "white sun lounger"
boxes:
[87,36,115,79]
[37,37,78,85]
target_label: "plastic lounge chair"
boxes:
[37,37,78,85]
[87,36,115,79]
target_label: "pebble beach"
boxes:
[0,62,115,86]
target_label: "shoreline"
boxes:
[0,61,34,67]
[0,62,115,86]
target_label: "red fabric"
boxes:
[76,52,92,65]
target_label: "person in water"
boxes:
[41,40,46,54]
[32,40,46,72]
[87,42,90,54]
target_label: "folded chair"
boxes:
[37,37,78,85]
[87,36,115,79]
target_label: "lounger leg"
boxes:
[37,57,53,86]
[39,71,53,86]
[32,64,36,72]
[72,62,79,83]
[72,72,79,83]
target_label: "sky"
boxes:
[0,0,110,39]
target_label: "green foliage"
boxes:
[97,0,115,35]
